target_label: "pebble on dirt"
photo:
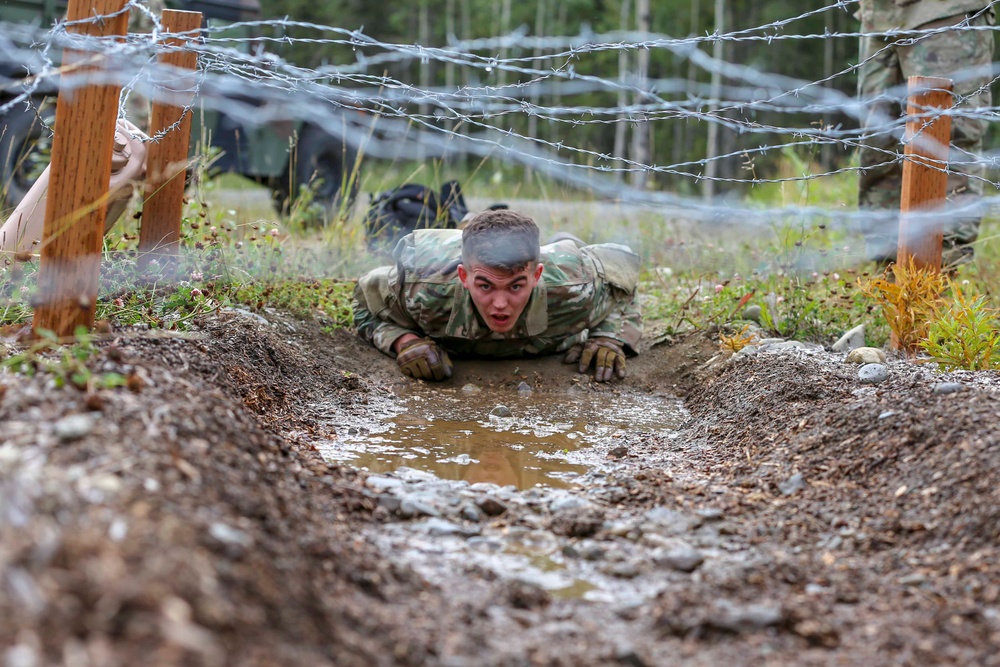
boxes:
[476,496,508,516]
[655,545,705,573]
[779,473,806,496]
[845,347,886,365]
[858,363,888,384]
[933,382,966,395]
[490,405,513,418]
[53,414,95,441]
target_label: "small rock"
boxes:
[707,600,784,633]
[614,645,649,667]
[696,507,724,521]
[461,504,484,522]
[366,476,404,492]
[846,347,886,364]
[476,497,507,517]
[506,579,551,610]
[394,467,437,482]
[461,383,482,395]
[579,542,607,561]
[643,507,692,533]
[878,411,896,420]
[209,522,252,547]
[656,546,704,573]
[779,473,806,496]
[933,382,966,395]
[832,324,866,353]
[757,337,785,346]
[377,494,402,513]
[517,381,532,396]
[742,305,762,322]
[550,496,588,513]
[398,498,441,519]
[54,414,95,441]
[466,536,502,551]
[734,345,758,359]
[605,561,641,579]
[420,517,472,537]
[608,445,629,459]
[858,363,888,384]
[4,645,39,667]
[561,544,580,559]
[898,572,926,586]
[490,405,512,418]
[768,340,807,351]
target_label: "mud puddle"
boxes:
[317,388,685,489]
[312,386,731,605]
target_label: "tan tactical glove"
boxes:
[396,337,453,381]
[563,336,626,382]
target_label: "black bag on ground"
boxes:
[364,180,469,246]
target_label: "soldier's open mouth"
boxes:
[490,314,510,326]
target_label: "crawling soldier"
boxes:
[353,209,642,382]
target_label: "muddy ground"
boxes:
[1,309,998,666]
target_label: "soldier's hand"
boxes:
[396,337,453,381]
[576,337,626,382]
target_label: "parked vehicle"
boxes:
[0,0,360,219]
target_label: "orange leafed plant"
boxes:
[857,257,947,354]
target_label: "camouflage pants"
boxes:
[857,12,994,263]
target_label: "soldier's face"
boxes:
[457,261,544,333]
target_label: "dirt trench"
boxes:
[0,310,998,666]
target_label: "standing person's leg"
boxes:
[857,32,906,263]
[898,11,994,266]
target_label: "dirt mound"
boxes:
[2,312,999,666]
[0,315,451,666]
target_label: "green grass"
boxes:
[3,150,999,357]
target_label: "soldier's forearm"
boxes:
[589,297,643,354]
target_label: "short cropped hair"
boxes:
[461,210,541,272]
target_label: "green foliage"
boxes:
[921,283,1000,372]
[858,258,947,354]
[2,327,126,390]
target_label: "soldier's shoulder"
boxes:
[394,229,463,283]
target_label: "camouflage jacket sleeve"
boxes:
[353,264,423,356]
[858,0,991,30]
[581,243,643,354]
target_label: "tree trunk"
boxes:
[418,0,430,161]
[526,0,548,180]
[498,0,512,88]
[703,0,724,200]
[630,0,650,189]
[613,0,632,182]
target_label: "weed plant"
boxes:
[857,258,947,355]
[921,282,1000,371]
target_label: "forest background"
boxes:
[251,0,1000,198]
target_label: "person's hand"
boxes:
[396,337,453,381]
[563,337,625,382]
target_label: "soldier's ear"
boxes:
[457,264,469,287]
[533,263,544,281]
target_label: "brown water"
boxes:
[320,388,684,489]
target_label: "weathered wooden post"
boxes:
[896,75,953,271]
[138,9,202,273]
[33,0,129,338]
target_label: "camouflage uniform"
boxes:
[354,229,643,358]
[857,0,994,263]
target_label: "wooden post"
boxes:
[897,75,953,271]
[138,9,202,272]
[33,0,129,338]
